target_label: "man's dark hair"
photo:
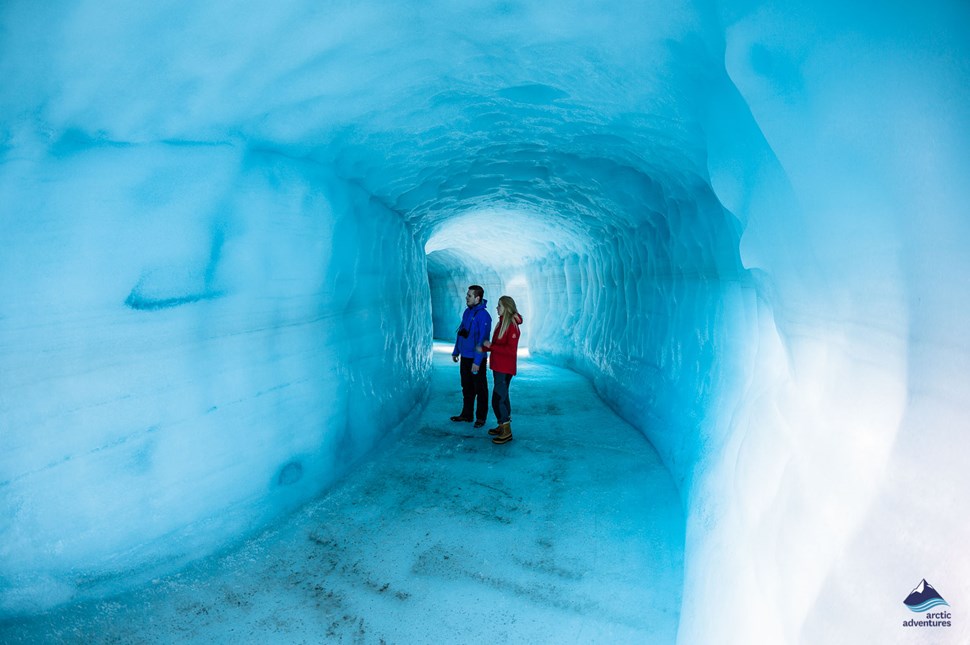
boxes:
[468,285,484,299]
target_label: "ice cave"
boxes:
[1,0,968,643]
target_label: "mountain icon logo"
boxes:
[903,579,949,612]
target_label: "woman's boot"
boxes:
[492,422,513,444]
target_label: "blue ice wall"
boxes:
[0,142,430,612]
[1,1,968,643]
[521,176,748,494]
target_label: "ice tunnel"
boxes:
[1,0,968,643]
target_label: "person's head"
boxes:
[466,285,484,307]
[496,295,519,337]
[497,295,518,318]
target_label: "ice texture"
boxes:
[0,144,431,613]
[0,347,685,643]
[1,0,968,643]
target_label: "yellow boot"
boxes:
[491,422,513,444]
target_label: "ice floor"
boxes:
[1,345,684,644]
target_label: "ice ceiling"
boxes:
[1,1,968,643]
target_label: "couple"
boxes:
[450,285,522,445]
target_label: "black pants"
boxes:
[492,371,513,424]
[459,356,489,421]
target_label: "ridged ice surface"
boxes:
[1,1,968,644]
[1,349,684,644]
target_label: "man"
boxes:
[451,285,492,428]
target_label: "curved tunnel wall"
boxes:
[1,1,968,643]
[0,143,432,611]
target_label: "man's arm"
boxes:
[473,314,491,366]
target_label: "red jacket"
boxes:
[485,314,523,375]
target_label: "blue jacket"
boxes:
[453,299,492,366]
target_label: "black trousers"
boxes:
[459,356,489,421]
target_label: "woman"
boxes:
[482,295,523,445]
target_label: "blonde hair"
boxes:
[497,295,520,339]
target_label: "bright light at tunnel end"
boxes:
[431,340,530,357]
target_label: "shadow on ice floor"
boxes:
[1,343,685,644]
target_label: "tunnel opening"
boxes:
[412,172,752,504]
[424,207,540,349]
[425,249,505,342]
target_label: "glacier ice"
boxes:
[1,0,968,643]
[1,348,686,642]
